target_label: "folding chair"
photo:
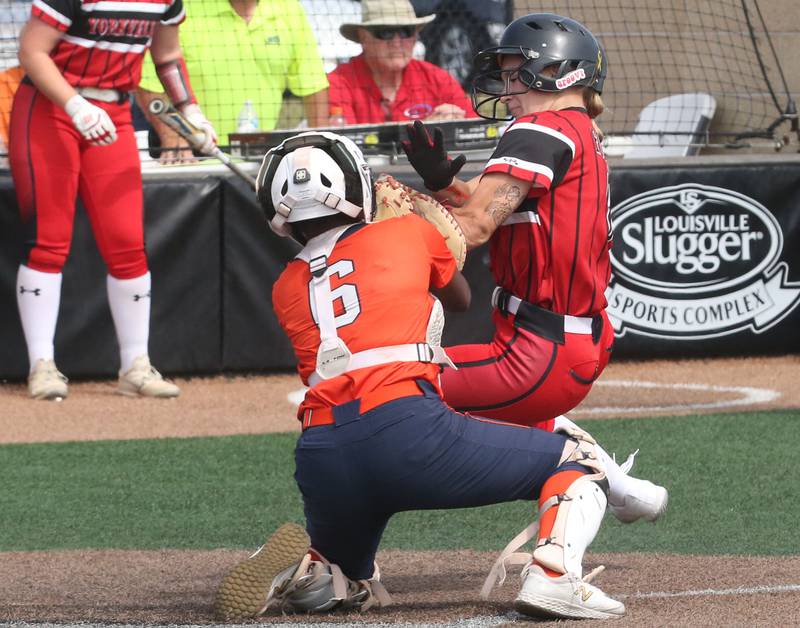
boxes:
[623,92,717,158]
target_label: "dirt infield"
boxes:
[2,355,799,625]
[3,355,798,442]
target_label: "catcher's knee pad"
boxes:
[533,473,608,577]
[556,420,607,483]
[268,553,391,613]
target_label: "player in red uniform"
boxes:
[402,13,668,524]
[10,0,216,400]
[212,130,626,622]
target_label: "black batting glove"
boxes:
[401,120,466,191]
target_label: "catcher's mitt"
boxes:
[373,174,467,270]
[373,174,415,221]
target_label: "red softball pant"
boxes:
[441,309,614,431]
[9,83,147,278]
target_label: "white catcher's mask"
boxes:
[255,131,373,239]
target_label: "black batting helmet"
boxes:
[471,13,606,120]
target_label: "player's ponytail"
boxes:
[584,89,604,119]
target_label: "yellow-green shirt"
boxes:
[140,0,328,140]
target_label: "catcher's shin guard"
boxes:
[515,469,624,620]
[532,470,607,577]
[480,468,624,619]
[479,429,609,600]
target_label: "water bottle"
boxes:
[328,106,347,127]
[237,100,259,132]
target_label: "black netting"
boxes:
[517,0,793,141]
[0,0,794,153]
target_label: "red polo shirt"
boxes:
[327,54,477,124]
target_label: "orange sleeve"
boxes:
[406,214,457,290]
[271,272,290,337]
[0,67,24,146]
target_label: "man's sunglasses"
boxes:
[366,25,417,40]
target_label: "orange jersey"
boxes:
[273,214,456,420]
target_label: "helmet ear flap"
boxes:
[518,62,538,90]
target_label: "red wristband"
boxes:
[155,57,197,108]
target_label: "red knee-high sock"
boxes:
[536,469,585,577]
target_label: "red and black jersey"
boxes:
[483,107,611,316]
[30,0,185,91]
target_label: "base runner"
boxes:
[401,13,668,524]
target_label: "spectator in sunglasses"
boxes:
[327,0,477,125]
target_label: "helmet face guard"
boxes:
[255,131,373,239]
[470,13,606,121]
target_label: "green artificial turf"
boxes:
[1,410,799,555]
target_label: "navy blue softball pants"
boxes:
[294,380,570,579]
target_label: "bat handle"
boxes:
[211,147,257,190]
[148,98,257,190]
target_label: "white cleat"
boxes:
[515,564,625,620]
[28,359,68,400]
[118,355,180,398]
[609,481,669,523]
[609,450,669,523]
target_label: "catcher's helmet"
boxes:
[471,13,606,120]
[256,131,372,239]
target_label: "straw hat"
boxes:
[340,0,435,43]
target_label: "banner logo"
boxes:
[606,183,800,339]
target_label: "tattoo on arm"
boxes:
[486,184,522,227]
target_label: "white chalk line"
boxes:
[619,582,800,599]
[7,587,799,628]
[578,379,781,415]
[0,615,518,628]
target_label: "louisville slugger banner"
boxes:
[606,159,800,357]
[2,159,800,377]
